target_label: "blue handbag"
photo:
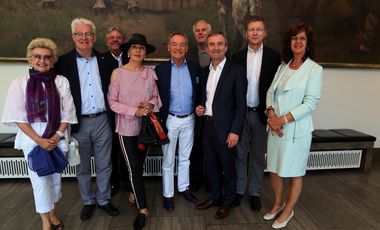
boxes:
[50,147,69,174]
[28,146,68,176]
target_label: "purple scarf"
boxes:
[26,69,61,138]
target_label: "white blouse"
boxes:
[1,74,78,151]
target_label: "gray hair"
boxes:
[106,26,124,39]
[192,20,212,33]
[168,32,189,45]
[71,18,96,34]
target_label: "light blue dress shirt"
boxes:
[76,52,106,115]
[169,59,193,115]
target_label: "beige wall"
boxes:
[1,62,379,146]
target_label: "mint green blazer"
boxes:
[266,58,323,140]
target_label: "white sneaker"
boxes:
[263,203,286,221]
[272,211,294,229]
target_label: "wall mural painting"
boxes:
[0,0,379,68]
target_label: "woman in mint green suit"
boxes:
[263,23,323,229]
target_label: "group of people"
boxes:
[1,16,323,230]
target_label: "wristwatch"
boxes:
[56,130,64,138]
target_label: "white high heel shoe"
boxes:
[272,210,294,229]
[263,203,286,221]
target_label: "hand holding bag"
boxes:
[138,112,169,147]
[28,146,56,176]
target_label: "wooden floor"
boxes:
[1,161,380,230]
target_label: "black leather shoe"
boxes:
[163,197,175,211]
[133,213,146,230]
[98,203,120,216]
[250,195,261,212]
[180,188,199,203]
[234,193,243,207]
[80,204,95,221]
[195,199,222,210]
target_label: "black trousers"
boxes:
[189,117,205,190]
[110,134,128,188]
[202,120,236,205]
[120,136,148,209]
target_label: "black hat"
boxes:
[120,33,156,54]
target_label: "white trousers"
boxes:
[162,114,194,197]
[23,148,62,213]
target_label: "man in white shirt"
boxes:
[231,15,281,211]
[195,32,247,219]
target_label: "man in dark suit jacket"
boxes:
[195,32,247,220]
[103,26,129,71]
[103,26,129,196]
[230,16,281,212]
[55,18,119,221]
[155,32,200,211]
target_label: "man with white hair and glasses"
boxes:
[55,17,119,221]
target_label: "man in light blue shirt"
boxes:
[55,18,119,221]
[155,32,200,211]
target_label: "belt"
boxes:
[82,111,105,118]
[169,112,193,118]
[247,107,260,112]
[205,115,214,122]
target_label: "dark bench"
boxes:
[0,133,21,157]
[311,129,376,172]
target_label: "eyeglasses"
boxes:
[31,54,54,61]
[73,32,95,38]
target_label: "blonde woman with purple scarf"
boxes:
[1,38,77,230]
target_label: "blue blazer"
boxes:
[266,58,323,140]
[155,59,201,124]
[198,60,248,143]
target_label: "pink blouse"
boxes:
[107,66,161,136]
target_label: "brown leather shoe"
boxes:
[215,205,232,219]
[195,199,221,210]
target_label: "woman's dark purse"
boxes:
[138,112,169,148]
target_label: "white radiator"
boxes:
[307,150,362,170]
[0,150,361,178]
[0,156,178,178]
